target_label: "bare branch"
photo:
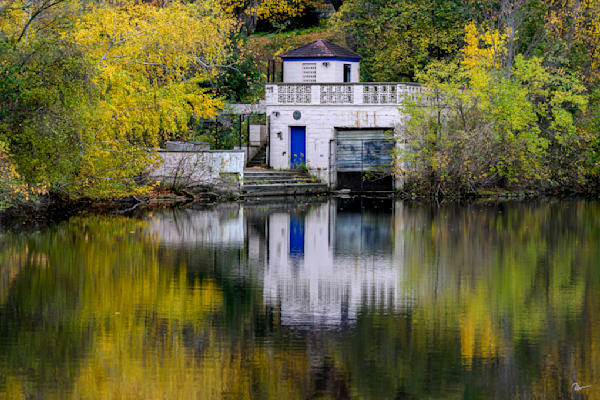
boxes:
[16,0,66,43]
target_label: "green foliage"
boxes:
[397,24,593,195]
[212,39,264,103]
[0,0,239,201]
[0,35,95,189]
[586,89,600,179]
[0,143,46,210]
[332,0,485,81]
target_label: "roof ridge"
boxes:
[320,40,337,56]
[280,40,361,60]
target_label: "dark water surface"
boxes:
[1,198,600,399]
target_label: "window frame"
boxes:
[343,64,352,83]
[302,62,317,83]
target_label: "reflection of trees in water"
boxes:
[0,216,310,399]
[330,200,600,399]
[0,201,599,399]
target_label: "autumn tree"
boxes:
[332,0,492,81]
[545,0,600,83]
[0,0,239,199]
[0,0,94,199]
[67,0,238,198]
[397,23,591,195]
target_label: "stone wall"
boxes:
[225,103,266,114]
[148,150,245,190]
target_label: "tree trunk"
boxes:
[329,0,344,11]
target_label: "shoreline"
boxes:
[1,185,599,229]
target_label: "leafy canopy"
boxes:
[0,0,238,199]
[398,23,590,194]
[332,0,487,81]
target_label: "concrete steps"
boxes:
[243,183,329,196]
[242,169,328,197]
[247,145,267,168]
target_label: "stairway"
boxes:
[242,170,328,197]
[247,145,267,168]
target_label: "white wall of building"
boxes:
[283,59,360,83]
[267,104,405,183]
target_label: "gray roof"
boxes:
[281,40,361,60]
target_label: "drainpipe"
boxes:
[238,114,242,149]
[266,115,271,167]
[280,61,284,83]
[246,114,250,163]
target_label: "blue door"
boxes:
[290,127,306,169]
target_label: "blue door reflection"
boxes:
[289,214,305,257]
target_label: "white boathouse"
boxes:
[264,40,422,190]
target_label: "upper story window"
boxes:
[344,64,351,83]
[302,63,317,83]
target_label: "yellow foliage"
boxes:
[546,0,600,82]
[0,5,26,39]
[0,147,47,208]
[64,0,238,198]
[461,23,508,73]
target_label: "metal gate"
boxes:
[334,129,395,191]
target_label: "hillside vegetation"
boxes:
[247,25,344,73]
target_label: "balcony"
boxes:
[265,83,423,106]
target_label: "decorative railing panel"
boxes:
[363,85,398,104]
[277,84,312,104]
[398,84,422,103]
[320,85,354,104]
[266,83,423,105]
[362,85,399,104]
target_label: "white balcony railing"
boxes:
[265,83,423,106]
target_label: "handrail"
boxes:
[266,82,422,86]
[265,82,424,105]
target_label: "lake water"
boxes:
[1,198,599,399]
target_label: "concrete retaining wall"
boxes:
[225,103,266,114]
[250,124,267,146]
[149,150,245,190]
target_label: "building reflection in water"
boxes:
[150,198,412,327]
[263,198,409,326]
